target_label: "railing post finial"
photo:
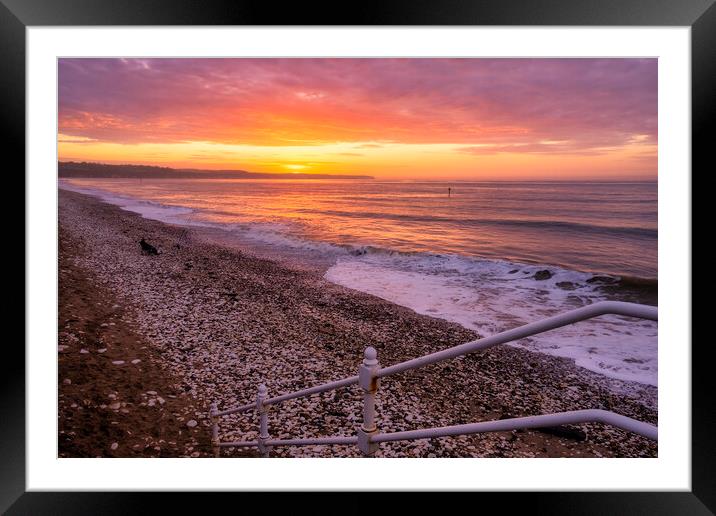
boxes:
[257,383,271,458]
[357,346,380,457]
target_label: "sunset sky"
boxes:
[58,58,657,180]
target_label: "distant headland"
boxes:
[58,161,374,180]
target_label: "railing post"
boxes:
[210,401,220,458]
[357,346,380,457]
[256,383,271,458]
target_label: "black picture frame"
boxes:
[4,0,710,513]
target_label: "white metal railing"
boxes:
[209,301,658,457]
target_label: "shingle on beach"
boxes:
[58,189,657,458]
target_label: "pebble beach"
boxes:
[58,188,658,458]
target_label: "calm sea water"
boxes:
[61,179,657,277]
[60,178,658,386]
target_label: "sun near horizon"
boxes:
[58,58,657,181]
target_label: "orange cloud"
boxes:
[58,58,657,180]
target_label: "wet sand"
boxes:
[58,188,657,458]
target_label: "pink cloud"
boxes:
[58,58,657,153]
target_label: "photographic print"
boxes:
[57,57,658,459]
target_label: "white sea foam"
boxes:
[325,254,657,386]
[60,180,196,225]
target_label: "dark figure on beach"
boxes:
[448,187,451,198]
[139,238,159,255]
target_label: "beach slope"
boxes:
[58,189,657,458]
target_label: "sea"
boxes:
[59,178,658,386]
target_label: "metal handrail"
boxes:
[377,301,657,378]
[210,300,658,457]
[216,409,657,451]
[219,436,359,449]
[215,375,359,417]
[216,301,656,414]
[371,409,658,443]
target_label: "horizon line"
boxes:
[57,160,656,183]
